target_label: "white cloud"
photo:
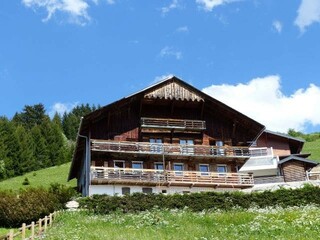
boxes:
[159,46,182,60]
[196,0,237,11]
[22,0,91,25]
[272,20,282,33]
[295,0,320,32]
[161,0,179,15]
[176,26,189,33]
[49,102,78,117]
[202,75,320,133]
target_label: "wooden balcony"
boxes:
[140,117,206,131]
[91,167,254,188]
[91,139,258,159]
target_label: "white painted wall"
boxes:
[89,185,238,196]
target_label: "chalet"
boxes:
[68,76,317,196]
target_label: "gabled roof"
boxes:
[278,155,318,166]
[80,76,265,134]
[264,130,305,143]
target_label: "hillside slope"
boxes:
[0,162,76,191]
[302,139,320,162]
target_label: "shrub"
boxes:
[49,183,78,208]
[0,184,77,228]
[79,185,320,214]
[22,177,30,185]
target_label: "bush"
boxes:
[22,177,30,185]
[79,185,320,214]
[0,184,77,228]
[49,183,78,208]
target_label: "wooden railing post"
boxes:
[21,223,26,239]
[49,214,53,227]
[30,221,35,240]
[44,215,48,232]
[8,230,13,240]
[38,218,42,234]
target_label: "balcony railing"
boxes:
[306,171,320,181]
[141,117,206,131]
[91,167,254,188]
[91,140,260,158]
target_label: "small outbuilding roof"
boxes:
[278,155,318,166]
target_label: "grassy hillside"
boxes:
[0,162,76,191]
[302,138,320,161]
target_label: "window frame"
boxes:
[173,163,184,175]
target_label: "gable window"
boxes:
[180,139,194,154]
[150,138,162,153]
[216,140,225,156]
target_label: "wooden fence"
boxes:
[0,212,56,240]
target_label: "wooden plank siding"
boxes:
[282,161,307,182]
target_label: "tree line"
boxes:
[0,103,97,180]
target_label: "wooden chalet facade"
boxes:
[68,76,317,196]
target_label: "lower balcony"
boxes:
[91,167,254,189]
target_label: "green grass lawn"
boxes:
[0,162,76,191]
[44,206,320,240]
[302,139,320,161]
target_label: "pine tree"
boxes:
[31,125,50,169]
[12,103,47,129]
[14,125,36,175]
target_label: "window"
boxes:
[122,187,130,195]
[114,160,125,169]
[132,161,143,169]
[142,188,153,194]
[154,162,164,172]
[199,164,209,175]
[215,140,225,156]
[180,139,194,154]
[217,165,227,174]
[150,138,162,153]
[173,163,184,175]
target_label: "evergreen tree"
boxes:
[12,103,48,129]
[14,125,36,175]
[0,117,17,178]
[31,125,50,169]
[62,103,98,140]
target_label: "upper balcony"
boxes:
[140,117,206,131]
[91,139,269,159]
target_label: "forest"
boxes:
[0,103,97,180]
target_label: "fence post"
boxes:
[44,216,48,232]
[8,230,13,240]
[30,221,35,240]
[38,218,42,234]
[49,214,53,227]
[21,223,26,239]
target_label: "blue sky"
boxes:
[1,0,320,133]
